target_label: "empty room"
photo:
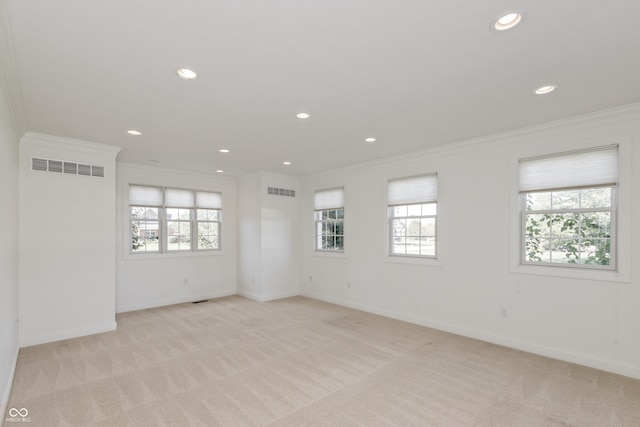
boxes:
[1,0,639,425]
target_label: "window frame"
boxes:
[388,202,437,259]
[314,207,345,252]
[313,187,345,254]
[510,138,631,283]
[128,185,222,255]
[520,187,617,270]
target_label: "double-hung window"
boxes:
[314,187,345,252]
[519,145,618,269]
[129,185,222,254]
[388,174,438,257]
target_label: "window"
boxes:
[129,185,222,254]
[519,145,617,269]
[314,187,344,252]
[388,174,438,257]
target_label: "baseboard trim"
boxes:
[19,321,117,348]
[301,291,640,380]
[116,291,237,313]
[1,345,19,422]
[237,290,300,302]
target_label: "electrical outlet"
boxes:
[500,307,508,318]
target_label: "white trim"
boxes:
[19,321,117,348]
[237,290,300,302]
[116,291,236,313]
[21,132,122,157]
[301,291,640,380]
[1,346,20,422]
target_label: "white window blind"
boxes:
[314,187,344,210]
[519,145,618,193]
[129,185,163,206]
[196,191,222,209]
[165,188,195,208]
[388,174,437,205]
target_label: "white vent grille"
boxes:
[31,157,105,178]
[267,187,295,197]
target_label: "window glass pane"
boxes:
[197,209,220,221]
[393,205,407,217]
[131,220,159,252]
[167,208,191,220]
[336,209,344,219]
[581,212,611,238]
[526,192,551,211]
[198,222,219,249]
[131,206,159,219]
[167,221,191,251]
[422,203,437,216]
[407,204,421,217]
[406,219,421,236]
[420,217,436,237]
[552,190,579,210]
[580,188,611,209]
[421,237,436,256]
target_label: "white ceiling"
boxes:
[6,1,640,176]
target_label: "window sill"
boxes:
[313,250,347,259]
[512,264,630,283]
[124,250,226,261]
[385,255,442,267]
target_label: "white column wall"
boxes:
[19,133,121,346]
[300,105,640,379]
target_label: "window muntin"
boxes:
[315,208,344,251]
[519,145,617,269]
[129,185,221,254]
[314,187,345,252]
[390,202,437,257]
[387,174,438,258]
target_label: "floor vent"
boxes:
[267,187,296,197]
[32,157,105,178]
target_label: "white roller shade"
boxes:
[165,188,195,208]
[196,191,222,209]
[314,187,344,210]
[129,185,163,206]
[519,145,618,193]
[388,174,437,205]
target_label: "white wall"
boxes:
[238,172,300,301]
[0,62,20,417]
[19,134,122,346]
[300,104,640,379]
[116,163,238,312]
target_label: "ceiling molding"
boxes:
[0,0,26,137]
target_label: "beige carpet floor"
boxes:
[4,296,640,426]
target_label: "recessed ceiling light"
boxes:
[216,170,224,173]
[127,130,142,135]
[177,68,197,80]
[283,161,292,165]
[534,84,558,95]
[492,11,524,31]
[365,137,376,143]
[296,112,310,119]
[219,149,230,153]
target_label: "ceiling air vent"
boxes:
[267,187,296,197]
[31,157,105,178]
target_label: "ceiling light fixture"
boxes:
[365,137,376,143]
[492,11,524,31]
[127,130,142,135]
[296,112,310,119]
[219,149,230,153]
[216,170,224,173]
[534,84,558,95]
[177,68,197,80]
[283,161,292,165]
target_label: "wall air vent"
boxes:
[31,157,105,178]
[267,187,296,197]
